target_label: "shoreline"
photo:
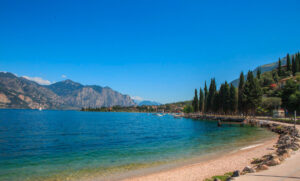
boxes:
[119,120,299,181]
[86,127,276,181]
[121,137,278,181]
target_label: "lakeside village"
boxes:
[82,52,300,122]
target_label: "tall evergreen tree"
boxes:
[281,79,298,111]
[207,78,216,112]
[218,83,225,113]
[243,71,262,115]
[199,88,204,112]
[229,83,238,114]
[238,72,245,113]
[223,81,231,114]
[213,90,220,113]
[278,58,282,76]
[256,68,261,79]
[192,89,199,112]
[286,53,291,71]
[292,55,296,76]
[204,81,208,112]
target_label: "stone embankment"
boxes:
[183,114,246,123]
[218,120,300,181]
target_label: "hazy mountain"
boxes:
[0,72,135,109]
[230,58,287,87]
[132,98,161,106]
[47,80,135,108]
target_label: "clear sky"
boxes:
[1,0,300,103]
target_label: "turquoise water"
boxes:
[0,110,274,181]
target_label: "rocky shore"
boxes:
[210,119,300,181]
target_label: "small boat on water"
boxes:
[155,113,163,117]
[39,107,43,111]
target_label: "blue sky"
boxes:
[1,0,300,103]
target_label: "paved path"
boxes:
[236,120,300,181]
[236,150,300,181]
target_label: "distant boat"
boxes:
[155,113,163,117]
[39,107,42,111]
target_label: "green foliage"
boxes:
[292,56,296,76]
[238,72,245,113]
[262,97,282,110]
[243,71,262,115]
[207,78,217,112]
[278,58,282,76]
[281,79,298,112]
[192,89,199,112]
[193,52,300,116]
[288,91,300,112]
[256,106,268,115]
[260,71,275,86]
[204,172,233,181]
[217,81,231,113]
[183,105,193,113]
[229,84,238,113]
[257,68,261,79]
[199,88,204,112]
[287,53,291,71]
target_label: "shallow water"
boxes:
[0,110,275,180]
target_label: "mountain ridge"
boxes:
[0,72,135,109]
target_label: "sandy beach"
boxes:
[123,137,278,181]
[123,121,300,181]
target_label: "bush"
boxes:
[183,105,193,113]
[204,172,233,181]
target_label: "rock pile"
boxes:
[225,120,300,180]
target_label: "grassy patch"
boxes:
[204,172,233,181]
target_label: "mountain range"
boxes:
[132,99,161,106]
[0,72,135,109]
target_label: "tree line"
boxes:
[190,52,300,115]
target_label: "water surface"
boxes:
[0,110,275,180]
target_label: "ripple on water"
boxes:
[0,110,276,181]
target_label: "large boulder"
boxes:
[242,166,255,173]
[256,164,268,171]
[266,158,281,166]
[232,170,240,177]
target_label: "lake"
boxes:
[0,110,275,181]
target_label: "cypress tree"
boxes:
[192,89,199,112]
[207,78,216,113]
[292,55,296,76]
[286,53,291,71]
[223,81,231,114]
[238,72,245,113]
[229,83,238,114]
[199,88,204,112]
[243,71,262,115]
[213,90,220,113]
[256,68,261,79]
[218,83,225,113]
[278,58,282,76]
[273,71,279,83]
[204,81,208,112]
